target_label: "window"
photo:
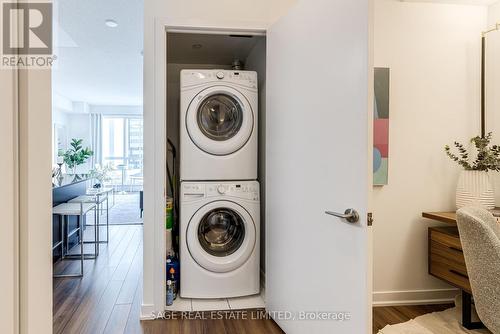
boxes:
[102,116,143,191]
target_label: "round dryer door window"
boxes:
[187,201,256,273]
[186,86,254,156]
[197,94,243,142]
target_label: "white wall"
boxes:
[373,0,486,305]
[143,0,296,316]
[486,1,500,203]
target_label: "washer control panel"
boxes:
[182,182,259,201]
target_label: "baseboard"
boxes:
[372,288,459,307]
[140,304,156,320]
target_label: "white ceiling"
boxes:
[52,0,143,106]
[167,33,264,65]
[399,0,499,5]
[52,0,497,107]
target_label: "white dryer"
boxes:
[180,181,260,298]
[180,70,258,181]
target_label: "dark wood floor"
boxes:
[372,303,453,333]
[54,224,453,334]
[53,225,284,334]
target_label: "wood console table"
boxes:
[422,211,484,330]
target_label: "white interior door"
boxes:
[266,0,373,333]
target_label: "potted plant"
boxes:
[90,164,112,188]
[445,132,500,209]
[62,138,93,175]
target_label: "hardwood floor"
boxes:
[53,225,284,334]
[372,303,454,333]
[54,224,453,334]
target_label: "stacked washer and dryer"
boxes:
[179,69,260,298]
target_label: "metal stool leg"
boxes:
[70,204,98,259]
[95,195,110,244]
[53,213,84,278]
[100,193,109,243]
[79,209,84,275]
[61,215,65,259]
[93,205,98,256]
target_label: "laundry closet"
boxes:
[147,3,372,332]
[165,31,268,311]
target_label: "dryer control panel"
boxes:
[180,70,257,90]
[182,181,259,201]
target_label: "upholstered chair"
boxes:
[456,206,500,334]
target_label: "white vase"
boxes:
[456,170,495,210]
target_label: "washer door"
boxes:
[186,201,256,273]
[186,86,254,156]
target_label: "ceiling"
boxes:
[399,0,499,5]
[51,0,497,107]
[167,33,264,65]
[52,0,143,106]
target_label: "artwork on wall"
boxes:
[373,67,390,186]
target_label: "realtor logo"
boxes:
[2,1,54,68]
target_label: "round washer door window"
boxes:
[186,86,254,156]
[198,208,245,257]
[187,201,256,273]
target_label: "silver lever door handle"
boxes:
[325,209,359,223]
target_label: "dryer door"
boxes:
[186,86,254,156]
[186,200,256,273]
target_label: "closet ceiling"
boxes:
[167,33,262,65]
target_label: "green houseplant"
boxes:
[445,132,500,209]
[63,138,93,174]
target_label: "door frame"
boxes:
[146,19,374,329]
[1,51,20,334]
[143,18,266,317]
[10,0,53,331]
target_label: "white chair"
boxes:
[53,202,96,278]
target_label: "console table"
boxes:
[53,175,91,261]
[422,211,484,330]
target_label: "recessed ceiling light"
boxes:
[192,44,202,49]
[105,19,118,28]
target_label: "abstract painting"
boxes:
[374,68,390,186]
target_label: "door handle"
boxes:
[325,208,359,223]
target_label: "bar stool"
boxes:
[94,187,113,239]
[101,186,115,208]
[71,187,112,244]
[69,196,104,248]
[53,202,96,278]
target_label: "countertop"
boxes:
[52,174,91,189]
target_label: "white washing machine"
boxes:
[180,69,258,181]
[180,181,260,298]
